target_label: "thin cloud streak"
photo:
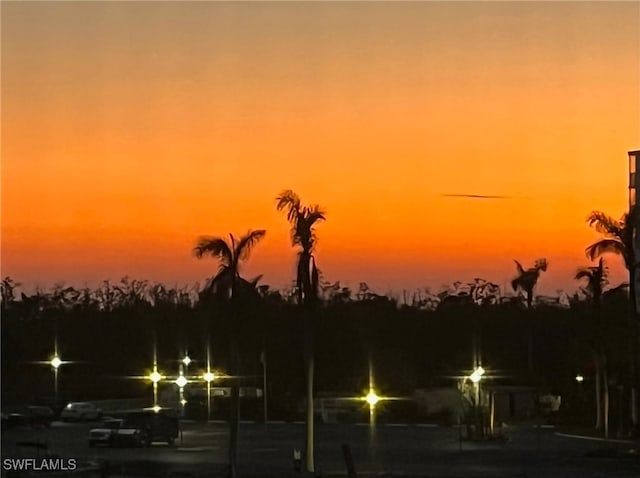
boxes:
[441,193,512,200]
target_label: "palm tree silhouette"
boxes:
[194,229,266,478]
[575,258,609,436]
[586,207,638,434]
[512,258,548,371]
[276,190,325,473]
[511,258,548,309]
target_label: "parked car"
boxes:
[88,419,147,447]
[60,402,102,421]
[26,406,54,427]
[1,406,53,429]
[113,408,179,445]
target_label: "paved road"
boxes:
[2,420,639,477]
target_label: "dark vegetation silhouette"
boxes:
[1,272,631,432]
[0,208,637,440]
[586,207,639,434]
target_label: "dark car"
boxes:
[2,406,53,429]
[89,419,148,447]
[27,406,54,427]
[114,408,179,445]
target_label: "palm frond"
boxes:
[235,229,266,263]
[535,258,548,271]
[249,274,264,286]
[306,206,326,227]
[276,190,302,223]
[511,278,520,292]
[587,211,622,237]
[514,260,524,275]
[193,237,233,265]
[585,238,624,261]
[574,269,593,281]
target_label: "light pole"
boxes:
[260,349,267,425]
[469,366,485,438]
[149,365,162,408]
[175,370,188,415]
[50,354,62,405]
[182,354,192,370]
[575,373,585,408]
[203,370,215,422]
[364,353,380,468]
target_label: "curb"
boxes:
[555,431,636,444]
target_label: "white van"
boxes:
[60,402,102,421]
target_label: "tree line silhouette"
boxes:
[1,194,637,467]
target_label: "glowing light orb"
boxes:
[470,366,485,384]
[365,390,380,407]
[203,371,216,383]
[175,375,188,388]
[50,356,62,369]
[149,371,162,383]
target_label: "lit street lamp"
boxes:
[175,371,188,414]
[469,366,485,438]
[470,366,485,384]
[175,374,188,388]
[365,388,380,428]
[203,370,216,422]
[50,354,62,405]
[149,365,163,407]
[182,355,192,368]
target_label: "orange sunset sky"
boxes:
[1,1,639,297]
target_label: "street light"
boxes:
[469,366,485,438]
[175,372,188,414]
[148,365,163,407]
[51,356,62,370]
[203,370,216,422]
[365,389,380,408]
[182,355,192,368]
[575,374,584,383]
[50,354,62,405]
[470,366,485,384]
[175,374,188,389]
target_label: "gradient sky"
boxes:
[2,1,639,296]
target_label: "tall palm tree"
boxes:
[276,190,325,473]
[194,229,266,478]
[512,258,548,371]
[586,208,638,433]
[575,258,609,435]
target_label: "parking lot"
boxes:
[2,418,640,477]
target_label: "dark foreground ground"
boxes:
[2,420,639,477]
